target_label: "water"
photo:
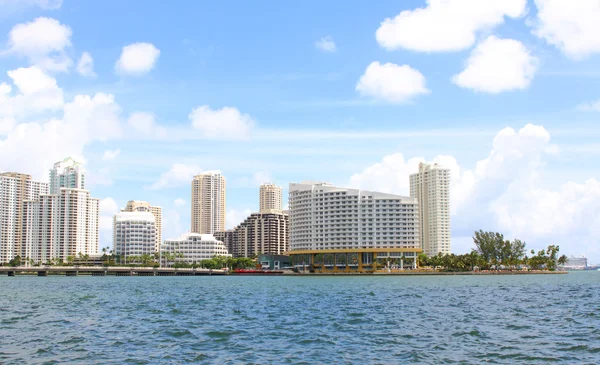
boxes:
[0,272,599,364]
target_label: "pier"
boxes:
[0,266,227,277]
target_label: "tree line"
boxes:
[417,230,568,272]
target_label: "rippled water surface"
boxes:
[1,272,599,364]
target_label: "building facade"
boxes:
[409,162,451,257]
[287,182,421,273]
[0,172,48,263]
[121,200,162,252]
[161,233,230,266]
[191,172,226,234]
[22,158,99,264]
[227,212,288,258]
[214,229,235,257]
[113,211,157,262]
[259,183,282,213]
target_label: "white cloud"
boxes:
[87,167,113,187]
[315,36,336,52]
[6,17,72,72]
[102,149,120,161]
[0,117,16,135]
[99,197,119,232]
[375,0,527,52]
[356,61,429,103]
[0,0,63,10]
[76,52,96,77]
[531,0,600,60]
[226,208,252,229]
[452,36,539,93]
[1,66,64,117]
[173,198,186,207]
[127,111,166,137]
[115,42,160,75]
[349,124,597,257]
[189,105,255,139]
[577,99,600,112]
[145,163,201,190]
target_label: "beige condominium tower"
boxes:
[121,200,163,252]
[409,162,451,257]
[259,183,282,213]
[191,171,226,234]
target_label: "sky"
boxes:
[1,0,599,263]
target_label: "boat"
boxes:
[233,269,284,275]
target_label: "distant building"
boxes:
[561,255,588,270]
[22,158,99,263]
[287,182,421,273]
[258,254,291,270]
[113,211,157,263]
[121,200,162,252]
[410,162,451,256]
[228,211,289,258]
[259,183,283,213]
[214,230,235,256]
[191,172,226,234]
[0,172,48,263]
[161,233,230,266]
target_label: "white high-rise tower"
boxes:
[409,162,451,257]
[191,171,226,234]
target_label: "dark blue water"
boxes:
[1,272,599,364]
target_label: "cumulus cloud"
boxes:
[102,149,120,161]
[315,36,336,52]
[356,61,429,103]
[189,105,255,139]
[375,0,527,52]
[0,117,16,135]
[173,198,186,207]
[452,36,539,93]
[6,17,72,72]
[127,111,166,137]
[531,0,600,60]
[349,124,596,257]
[145,163,201,190]
[99,197,119,232]
[115,42,160,75]
[1,66,64,117]
[76,52,96,77]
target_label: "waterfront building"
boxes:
[161,232,230,266]
[561,255,588,270]
[259,183,283,213]
[214,229,235,256]
[409,162,451,256]
[121,200,162,252]
[113,211,157,263]
[287,182,421,273]
[258,254,291,270]
[22,158,99,263]
[191,171,226,234]
[0,173,48,263]
[226,211,289,258]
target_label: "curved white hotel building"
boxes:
[161,233,230,266]
[288,182,421,273]
[113,211,157,262]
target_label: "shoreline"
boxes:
[284,270,568,276]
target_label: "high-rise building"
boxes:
[121,200,162,252]
[191,171,226,234]
[113,211,157,263]
[409,162,451,257]
[49,157,85,194]
[161,233,230,266]
[22,158,99,263]
[287,182,421,273]
[0,173,48,263]
[219,211,288,258]
[259,183,282,213]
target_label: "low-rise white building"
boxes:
[161,232,230,266]
[113,211,157,263]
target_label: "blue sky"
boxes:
[1,0,600,262]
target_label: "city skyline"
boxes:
[0,1,599,262]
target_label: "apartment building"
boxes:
[121,200,162,252]
[161,233,230,266]
[227,212,288,258]
[259,183,282,213]
[191,172,226,234]
[409,162,451,256]
[0,172,48,263]
[113,211,157,262]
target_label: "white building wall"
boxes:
[113,211,156,262]
[161,233,230,265]
[191,172,226,234]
